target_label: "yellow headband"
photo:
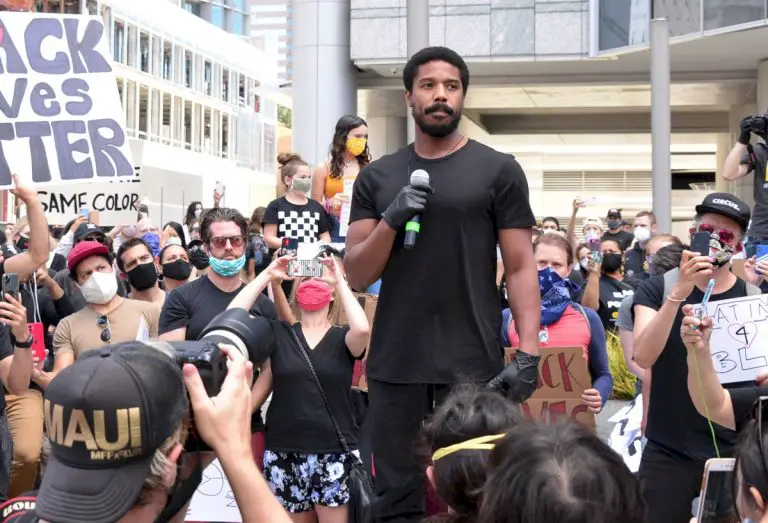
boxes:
[431,434,506,462]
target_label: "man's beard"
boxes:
[413,104,463,138]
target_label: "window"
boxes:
[162,93,172,145]
[184,1,201,16]
[204,61,213,96]
[184,50,193,88]
[222,114,230,158]
[138,85,149,138]
[113,21,125,63]
[263,123,276,174]
[139,31,150,73]
[232,13,246,35]
[211,6,225,28]
[221,68,230,102]
[162,41,173,80]
[125,80,137,133]
[184,100,193,150]
[203,108,212,153]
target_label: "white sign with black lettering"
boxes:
[692,294,768,384]
[608,395,645,473]
[186,459,240,522]
[37,179,140,225]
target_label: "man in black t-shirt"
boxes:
[723,114,768,257]
[345,46,540,523]
[602,208,633,250]
[633,192,754,523]
[159,207,276,460]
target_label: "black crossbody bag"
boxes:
[288,326,375,523]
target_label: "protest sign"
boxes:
[504,346,596,431]
[336,292,377,391]
[0,13,134,187]
[37,179,140,225]
[186,459,240,522]
[691,294,768,384]
[608,395,645,473]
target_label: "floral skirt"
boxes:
[263,449,356,513]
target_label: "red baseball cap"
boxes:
[67,241,110,274]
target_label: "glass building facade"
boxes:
[181,0,249,36]
[596,0,768,53]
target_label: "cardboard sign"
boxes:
[336,292,377,391]
[37,179,140,225]
[0,13,134,187]
[691,294,768,384]
[504,346,596,431]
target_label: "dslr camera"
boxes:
[747,114,768,136]
[173,308,274,450]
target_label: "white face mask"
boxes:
[80,271,118,305]
[580,257,590,271]
[634,227,652,243]
[166,236,183,247]
[194,209,202,219]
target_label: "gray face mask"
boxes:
[291,177,312,194]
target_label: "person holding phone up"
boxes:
[632,193,758,523]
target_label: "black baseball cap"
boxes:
[607,209,622,219]
[36,342,188,523]
[74,222,106,243]
[695,192,751,230]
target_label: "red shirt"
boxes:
[508,304,591,363]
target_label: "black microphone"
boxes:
[404,169,430,249]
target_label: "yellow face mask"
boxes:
[346,137,367,157]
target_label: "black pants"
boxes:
[638,443,705,523]
[368,379,451,523]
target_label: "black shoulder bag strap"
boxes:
[288,326,353,457]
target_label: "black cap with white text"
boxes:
[695,192,751,230]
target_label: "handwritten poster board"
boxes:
[338,179,355,238]
[691,294,768,384]
[37,179,140,225]
[608,395,645,473]
[504,346,596,431]
[186,459,241,522]
[0,13,134,187]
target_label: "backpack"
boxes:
[502,302,591,347]
[661,268,762,300]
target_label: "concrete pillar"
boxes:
[406,0,429,143]
[758,60,768,113]
[293,0,356,165]
[366,117,407,160]
[715,133,732,193]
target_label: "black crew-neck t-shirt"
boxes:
[602,230,634,251]
[349,140,536,384]
[265,323,364,453]
[597,275,634,332]
[624,244,648,282]
[634,275,750,460]
[749,143,768,239]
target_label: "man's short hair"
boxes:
[35,342,188,523]
[116,237,152,273]
[200,207,248,245]
[402,46,470,93]
[635,211,657,225]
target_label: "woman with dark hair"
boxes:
[479,422,645,523]
[161,221,186,250]
[420,385,522,523]
[183,201,203,242]
[311,115,370,243]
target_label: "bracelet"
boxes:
[666,296,686,303]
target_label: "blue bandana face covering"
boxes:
[209,255,245,277]
[538,267,579,326]
[143,233,161,257]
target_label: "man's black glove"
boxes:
[487,351,541,403]
[739,116,753,145]
[381,183,434,230]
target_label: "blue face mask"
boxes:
[538,267,580,326]
[209,254,246,277]
[143,233,161,257]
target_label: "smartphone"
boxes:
[288,259,324,278]
[696,458,738,523]
[79,206,90,220]
[691,232,712,257]
[279,237,299,258]
[756,244,768,275]
[2,273,19,302]
[586,233,602,264]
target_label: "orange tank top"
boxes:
[323,163,345,199]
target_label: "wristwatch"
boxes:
[11,335,33,349]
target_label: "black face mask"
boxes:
[162,260,192,281]
[15,236,28,252]
[602,253,623,273]
[189,250,209,270]
[127,262,158,291]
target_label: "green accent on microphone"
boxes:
[405,222,420,233]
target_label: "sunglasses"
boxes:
[689,224,737,245]
[210,236,244,249]
[97,315,111,343]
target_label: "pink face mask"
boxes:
[296,279,333,312]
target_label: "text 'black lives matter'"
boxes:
[0,14,133,185]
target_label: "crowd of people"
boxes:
[0,44,767,523]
